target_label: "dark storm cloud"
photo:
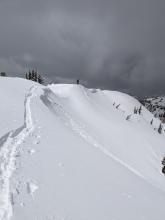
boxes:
[0,0,165,96]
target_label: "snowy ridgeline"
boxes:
[0,77,165,220]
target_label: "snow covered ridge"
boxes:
[0,77,165,220]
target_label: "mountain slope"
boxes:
[0,78,165,220]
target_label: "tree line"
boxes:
[25,69,44,84]
[0,70,44,85]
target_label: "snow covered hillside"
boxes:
[0,77,165,220]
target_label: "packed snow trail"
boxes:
[0,86,36,220]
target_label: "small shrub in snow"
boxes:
[116,104,120,109]
[162,157,165,166]
[150,119,153,125]
[126,115,131,121]
[162,166,165,175]
[161,157,165,175]
[158,123,163,134]
[139,106,142,115]
[134,107,138,114]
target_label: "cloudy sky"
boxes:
[0,0,165,96]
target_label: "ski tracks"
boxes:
[0,86,37,220]
[41,88,165,192]
[41,89,145,178]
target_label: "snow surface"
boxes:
[0,78,165,220]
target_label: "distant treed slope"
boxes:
[141,97,165,123]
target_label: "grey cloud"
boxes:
[0,0,165,97]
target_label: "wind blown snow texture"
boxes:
[0,78,165,220]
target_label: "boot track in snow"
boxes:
[0,86,36,220]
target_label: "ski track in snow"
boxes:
[41,88,165,193]
[0,86,36,220]
[41,88,155,184]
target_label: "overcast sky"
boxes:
[0,0,165,96]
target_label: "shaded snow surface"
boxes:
[0,78,165,220]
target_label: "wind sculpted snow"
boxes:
[0,78,165,220]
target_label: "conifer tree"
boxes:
[26,69,44,84]
[26,72,28,79]
[28,70,32,80]
[0,72,6,76]
[34,70,38,82]
[32,69,35,81]
[38,74,44,84]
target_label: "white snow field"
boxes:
[0,77,165,220]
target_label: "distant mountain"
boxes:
[141,96,165,123]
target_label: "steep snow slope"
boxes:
[0,78,165,220]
